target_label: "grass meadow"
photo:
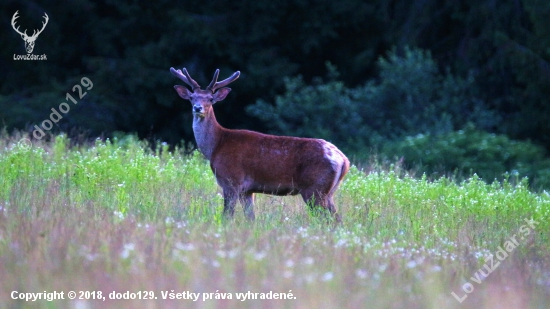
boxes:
[0,132,549,308]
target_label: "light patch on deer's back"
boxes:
[319,140,346,172]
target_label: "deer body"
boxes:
[171,67,349,221]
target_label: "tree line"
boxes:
[1,0,549,187]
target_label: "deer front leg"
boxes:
[223,190,238,218]
[239,192,256,221]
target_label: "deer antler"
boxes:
[11,11,27,37]
[170,67,201,90]
[11,11,48,39]
[207,69,240,92]
[170,67,240,92]
[29,13,49,39]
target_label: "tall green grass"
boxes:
[0,133,549,308]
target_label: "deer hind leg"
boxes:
[326,194,342,223]
[323,182,343,223]
[239,192,256,221]
[300,189,338,219]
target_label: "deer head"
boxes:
[11,11,49,54]
[170,68,240,119]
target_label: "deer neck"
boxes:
[192,109,222,160]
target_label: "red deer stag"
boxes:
[170,67,350,222]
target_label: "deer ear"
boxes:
[174,85,192,100]
[213,87,231,103]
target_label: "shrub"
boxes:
[356,46,499,138]
[246,63,374,154]
[247,47,498,154]
[383,124,550,190]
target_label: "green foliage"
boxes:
[0,134,220,220]
[341,164,549,248]
[360,47,498,138]
[247,63,373,154]
[383,125,550,190]
[1,133,548,247]
[248,47,496,154]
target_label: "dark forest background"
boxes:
[1,0,549,188]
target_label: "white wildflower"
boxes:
[321,272,334,281]
[120,243,135,259]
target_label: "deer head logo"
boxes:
[11,10,49,54]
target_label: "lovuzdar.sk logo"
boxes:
[11,10,48,60]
